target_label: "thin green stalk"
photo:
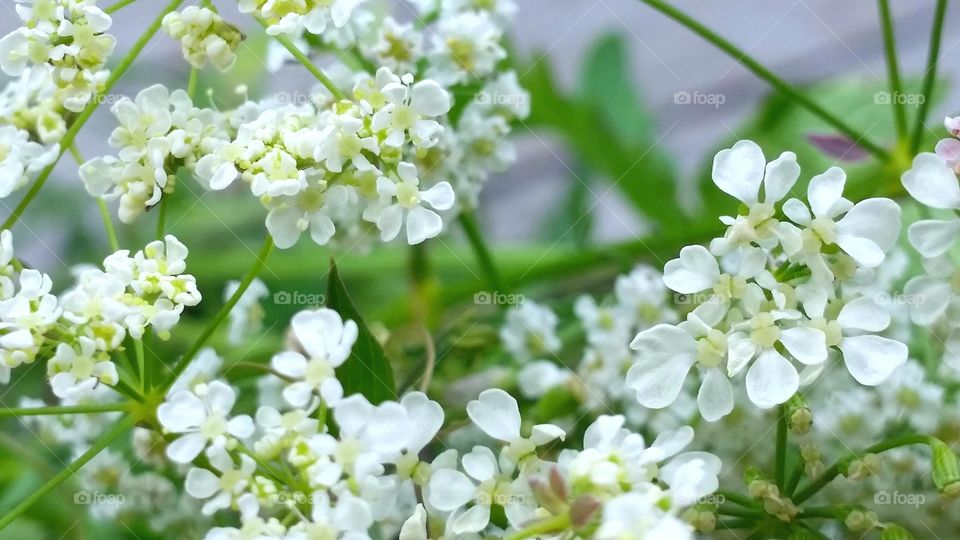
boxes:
[113,379,145,403]
[793,434,934,504]
[105,0,137,14]
[911,0,950,153]
[68,145,120,251]
[259,21,347,100]
[0,402,132,417]
[877,0,908,141]
[458,211,503,292]
[636,0,889,161]
[717,490,761,509]
[0,415,138,530]
[187,67,200,99]
[134,338,146,392]
[162,235,274,392]
[2,0,185,231]
[156,198,167,239]
[775,404,788,489]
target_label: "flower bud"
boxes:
[786,394,812,435]
[931,439,960,497]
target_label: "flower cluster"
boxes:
[0,0,116,112]
[0,233,200,397]
[80,84,227,222]
[141,308,722,540]
[162,6,244,71]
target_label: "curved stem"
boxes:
[634,0,889,161]
[0,402,132,417]
[187,67,200,99]
[260,22,347,101]
[793,434,934,504]
[910,0,950,154]
[0,415,138,530]
[105,0,138,14]
[877,0,908,141]
[2,0,185,231]
[503,513,570,540]
[161,235,274,392]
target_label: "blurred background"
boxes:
[1,0,959,538]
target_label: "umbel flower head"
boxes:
[628,140,906,421]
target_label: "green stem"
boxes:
[910,0,949,154]
[113,379,145,403]
[161,235,274,392]
[134,337,146,392]
[260,22,347,100]
[793,434,934,504]
[1,0,184,231]
[775,404,788,489]
[0,415,137,530]
[156,197,167,238]
[635,0,889,160]
[716,518,757,530]
[877,0,908,141]
[187,67,200,99]
[458,211,503,292]
[0,402,132,417]
[503,513,570,540]
[104,0,137,13]
[717,505,765,519]
[67,144,120,251]
[717,490,761,509]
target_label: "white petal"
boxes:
[166,432,206,463]
[406,206,443,245]
[185,467,220,498]
[451,504,491,534]
[401,392,444,454]
[266,206,304,249]
[228,415,255,439]
[835,233,885,268]
[466,388,521,442]
[837,297,890,332]
[411,80,451,116]
[531,424,565,445]
[712,140,765,204]
[662,245,719,294]
[205,381,236,416]
[650,425,694,458]
[903,276,950,325]
[697,368,734,421]
[420,182,455,211]
[461,446,497,482]
[745,350,799,409]
[807,167,846,218]
[840,335,907,386]
[836,198,900,253]
[271,351,307,378]
[428,469,476,512]
[907,219,960,258]
[901,152,960,209]
[762,151,800,203]
[779,327,827,365]
[782,199,811,226]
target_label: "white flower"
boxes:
[157,380,255,463]
[168,347,223,395]
[47,337,118,398]
[185,444,257,515]
[427,11,506,85]
[0,125,58,198]
[708,140,800,255]
[370,68,451,149]
[499,300,561,361]
[466,388,564,465]
[901,152,960,258]
[783,167,900,281]
[162,6,242,71]
[271,308,358,407]
[366,163,455,245]
[334,393,413,462]
[595,491,693,540]
[517,361,571,399]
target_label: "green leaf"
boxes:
[326,260,396,403]
[520,33,683,229]
[578,33,653,147]
[540,165,593,246]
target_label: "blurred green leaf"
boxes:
[521,33,682,229]
[326,260,396,403]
